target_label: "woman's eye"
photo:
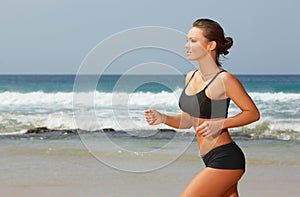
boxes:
[186,39,197,43]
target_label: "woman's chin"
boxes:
[187,56,196,61]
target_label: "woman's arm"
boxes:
[222,73,260,129]
[164,112,193,129]
[144,110,193,129]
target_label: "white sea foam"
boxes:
[0,91,177,107]
[1,90,299,107]
[249,92,300,102]
[0,91,73,107]
[0,90,299,138]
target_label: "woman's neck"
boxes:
[197,53,221,80]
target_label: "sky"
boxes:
[1,0,300,74]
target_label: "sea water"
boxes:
[0,74,299,141]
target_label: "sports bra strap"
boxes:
[185,70,198,87]
[203,70,226,90]
[185,70,226,89]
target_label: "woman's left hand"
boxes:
[196,119,224,138]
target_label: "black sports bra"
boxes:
[179,70,230,119]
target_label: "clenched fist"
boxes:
[144,109,166,125]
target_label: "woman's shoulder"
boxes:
[185,70,198,82]
[187,70,198,76]
[220,70,243,87]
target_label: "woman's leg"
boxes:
[223,183,239,197]
[180,167,244,197]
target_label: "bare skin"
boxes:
[144,26,260,196]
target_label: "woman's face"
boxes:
[185,27,210,61]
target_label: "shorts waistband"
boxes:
[201,141,235,158]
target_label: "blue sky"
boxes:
[1,0,300,74]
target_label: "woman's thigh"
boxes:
[180,167,244,197]
[223,183,239,197]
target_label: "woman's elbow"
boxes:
[253,109,260,122]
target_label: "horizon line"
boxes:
[0,73,300,75]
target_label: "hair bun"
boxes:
[222,37,233,55]
[223,50,229,55]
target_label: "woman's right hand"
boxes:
[144,109,166,125]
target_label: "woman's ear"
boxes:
[207,40,217,51]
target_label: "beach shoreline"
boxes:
[0,136,299,197]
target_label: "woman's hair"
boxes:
[193,18,233,67]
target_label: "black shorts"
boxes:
[202,141,245,170]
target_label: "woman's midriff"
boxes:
[192,118,233,155]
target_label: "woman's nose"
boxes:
[185,41,189,49]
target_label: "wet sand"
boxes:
[0,138,299,197]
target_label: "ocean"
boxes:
[0,74,299,141]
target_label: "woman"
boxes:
[144,18,260,197]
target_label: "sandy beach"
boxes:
[0,136,299,197]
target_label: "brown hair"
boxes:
[193,18,233,67]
